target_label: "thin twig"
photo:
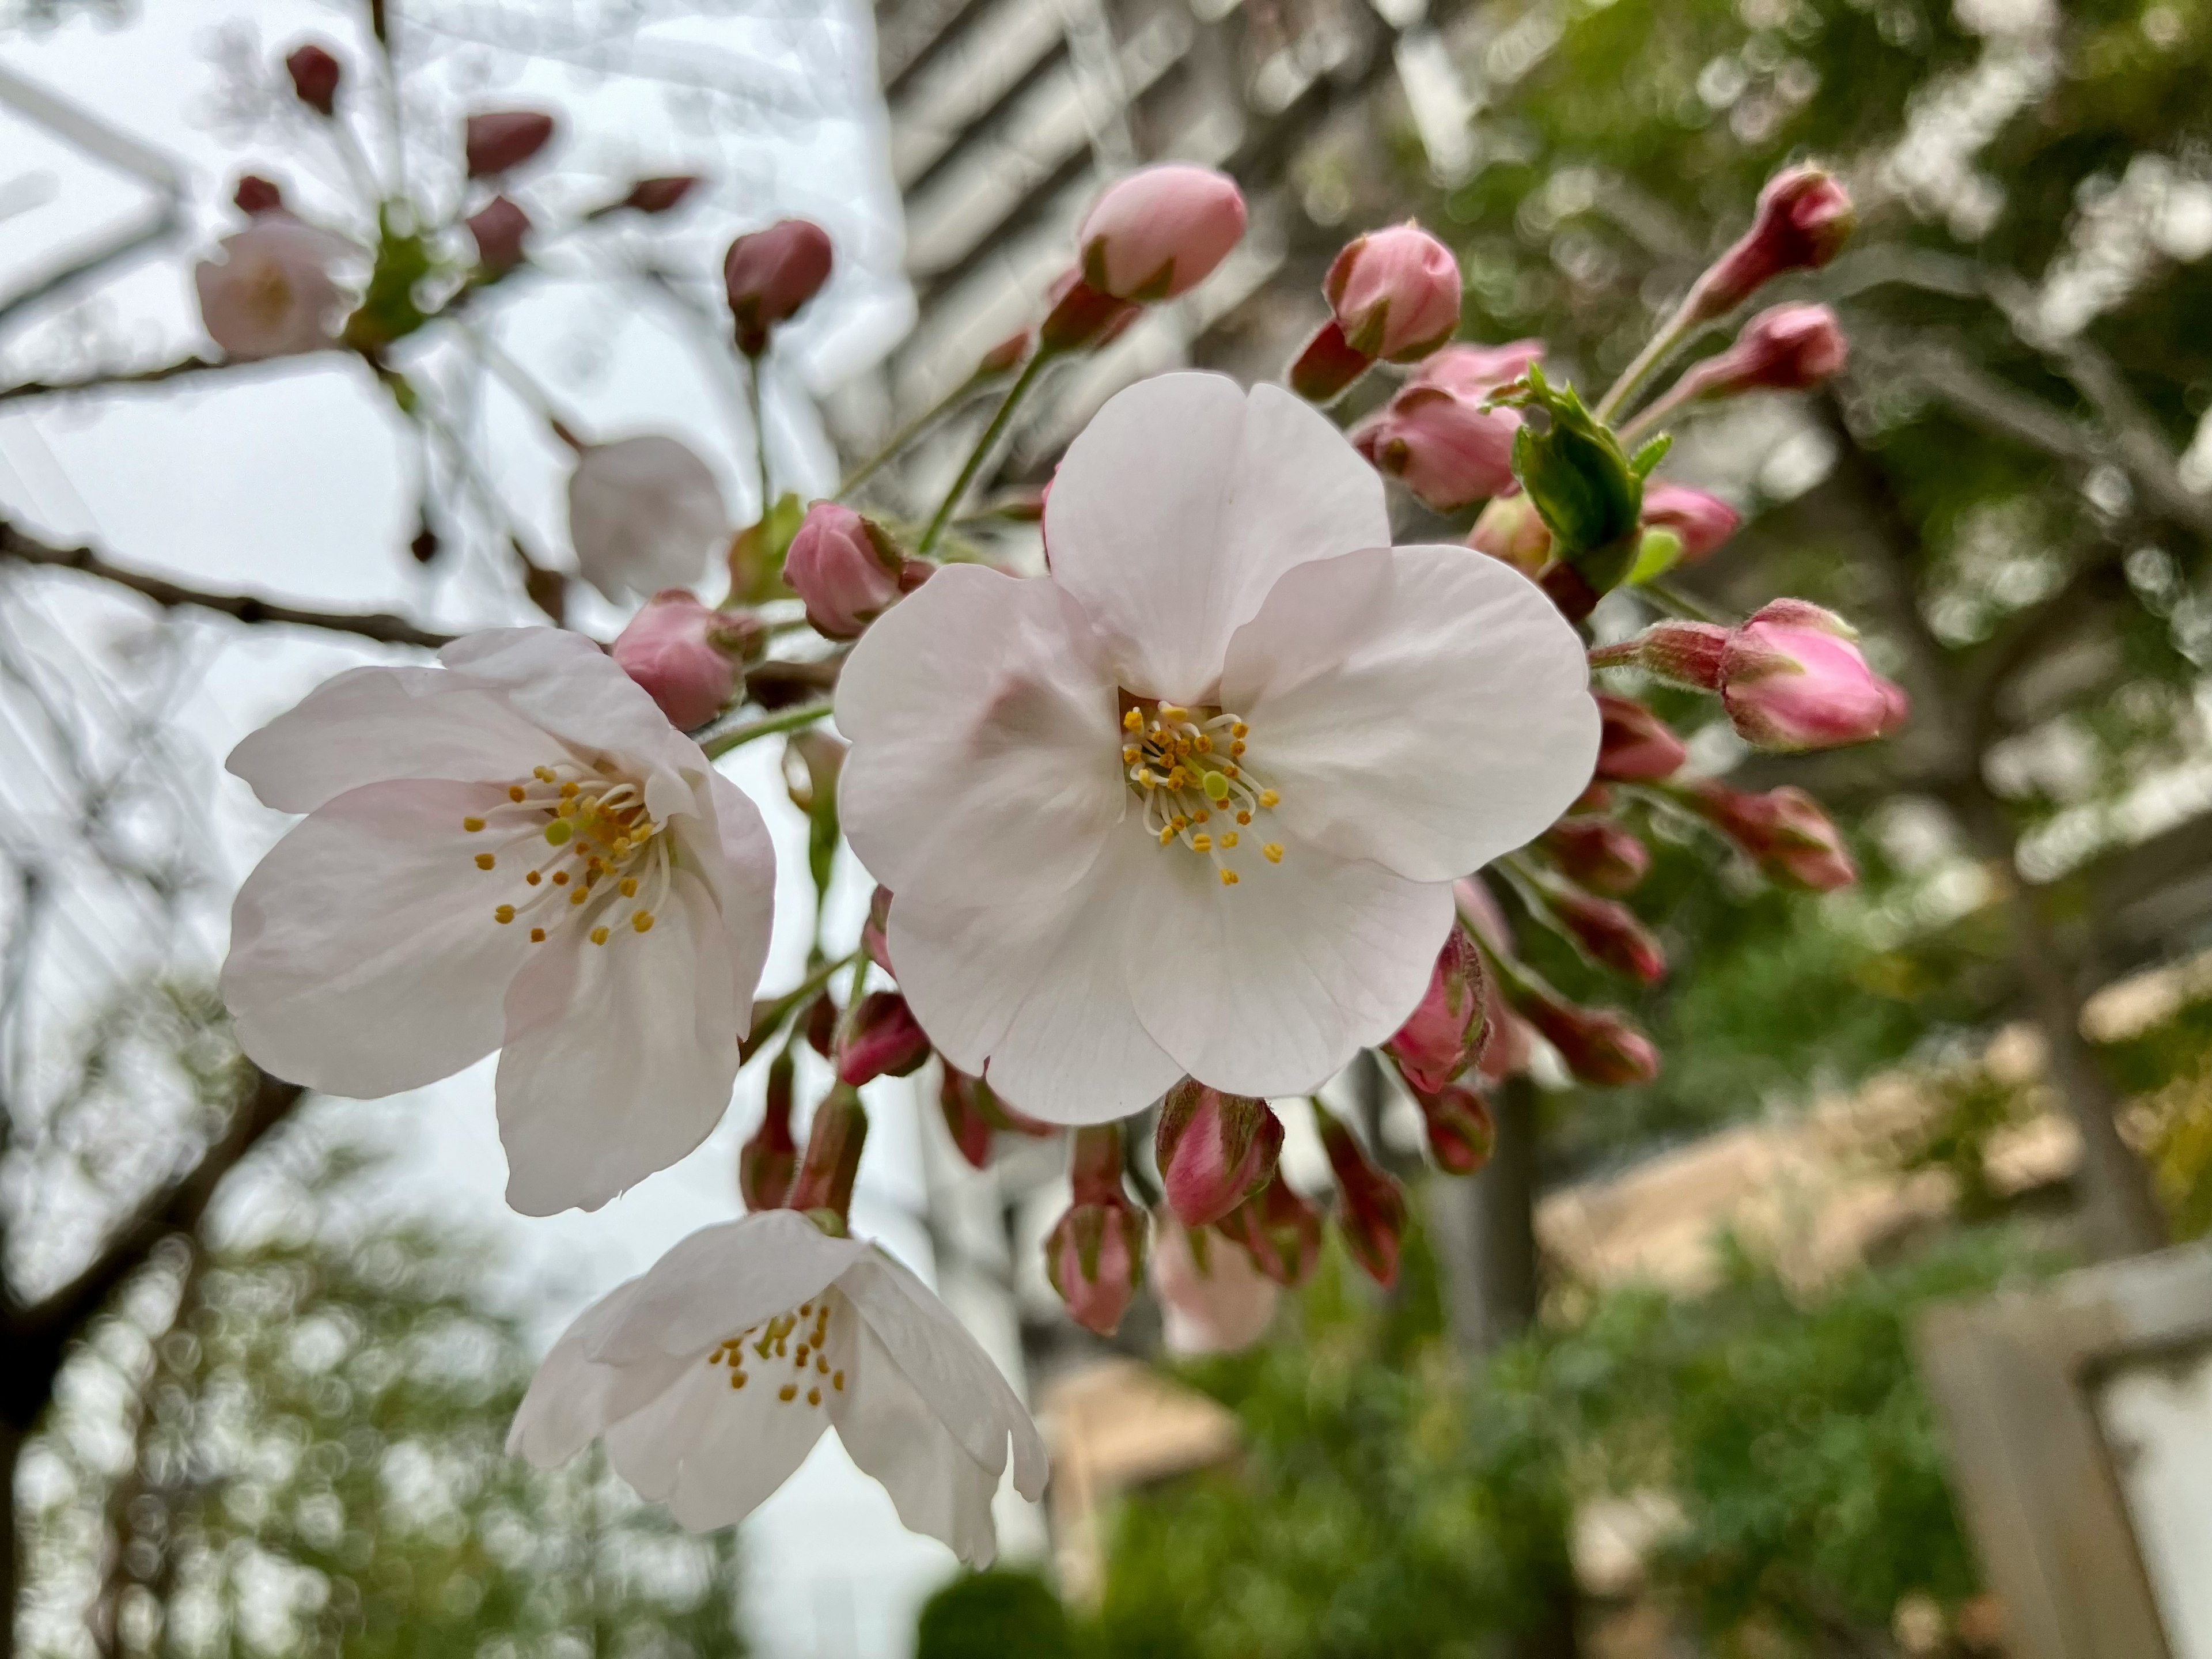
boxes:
[0,356,230,405]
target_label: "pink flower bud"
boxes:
[1468,491,1553,575]
[1350,384,1519,512]
[1593,619,1729,689]
[1046,1124,1147,1335]
[1673,302,1848,403]
[1684,781,1857,891]
[739,1050,798,1210]
[785,502,905,639]
[1038,268,1142,354]
[465,194,531,276]
[611,589,744,729]
[1719,599,1908,751]
[862,885,893,974]
[804,993,838,1058]
[1155,1081,1282,1228]
[1510,984,1661,1087]
[723,219,834,354]
[1386,924,1490,1093]
[1541,880,1666,984]
[464,110,556,178]
[285,43,341,116]
[1316,1108,1408,1288]
[1152,1217,1278,1355]
[1414,1084,1495,1175]
[1685,163,1855,324]
[1324,222,1461,362]
[787,1086,868,1221]
[1215,1171,1322,1288]
[834,990,932,1086]
[1640,483,1740,563]
[233,175,285,216]
[1409,339,1544,399]
[1077,164,1246,301]
[624,175,700,214]
[1595,693,1687,781]
[937,1065,1050,1169]
[194,219,351,362]
[1287,318,1374,403]
[1541,815,1651,896]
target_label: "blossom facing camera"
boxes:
[1640,483,1741,564]
[465,110,557,177]
[1078,164,1247,301]
[1685,781,1857,891]
[723,219,834,354]
[1675,303,1848,403]
[1594,694,1687,782]
[612,590,745,730]
[284,43,342,115]
[1414,1084,1495,1175]
[786,503,906,640]
[835,991,933,1086]
[221,628,777,1215]
[1155,1080,1282,1228]
[1387,924,1490,1094]
[836,374,1597,1124]
[1152,1217,1279,1355]
[1325,222,1462,362]
[1316,1108,1408,1287]
[1720,600,1908,751]
[1540,815,1651,896]
[509,1210,1048,1566]
[1044,1126,1148,1336]
[1685,164,1855,324]
[466,195,532,277]
[1350,384,1520,512]
[566,435,730,600]
[194,219,352,361]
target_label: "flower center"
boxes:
[462,762,671,946]
[704,1295,846,1408]
[1120,699,1284,888]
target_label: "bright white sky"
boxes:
[0,5,1031,1654]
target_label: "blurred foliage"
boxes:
[916,1569,1078,1659]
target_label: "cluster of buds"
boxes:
[1348,342,1535,512]
[1046,1124,1150,1336]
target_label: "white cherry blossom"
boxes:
[221,627,774,1214]
[509,1210,1048,1565]
[193,218,354,361]
[567,434,731,599]
[836,373,1597,1124]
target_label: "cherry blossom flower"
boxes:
[566,435,731,600]
[1152,1215,1278,1355]
[836,373,1597,1124]
[194,219,353,361]
[220,628,774,1214]
[510,1210,1048,1565]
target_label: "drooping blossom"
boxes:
[1672,303,1848,403]
[510,1210,1047,1565]
[1683,781,1857,891]
[1077,164,1246,301]
[739,1051,798,1211]
[221,628,775,1215]
[1534,877,1666,983]
[1506,980,1660,1086]
[566,435,730,600]
[1386,923,1490,1093]
[1215,1169,1322,1287]
[836,374,1597,1123]
[835,991,933,1086]
[611,590,747,730]
[621,176,702,215]
[937,1065,1054,1170]
[194,219,353,361]
[1152,1216,1278,1355]
[1412,1084,1494,1175]
[1540,815,1650,895]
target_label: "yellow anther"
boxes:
[1222,764,1240,779]
[1230,741,1246,757]
[1160,827,1175,846]
[1123,707,1143,732]
[508,785,527,803]
[569,888,588,906]
[1160,704,1185,721]
[590,926,609,945]
[1191,834,1212,852]
[559,781,578,798]
[1259,790,1279,808]
[807,1387,821,1406]
[1195,734,1213,752]
[730,1371,747,1389]
[557,798,579,818]
[475,852,496,870]
[494,904,516,925]
[552,870,570,885]
[529,927,547,942]
[1263,843,1284,863]
[1221,832,1239,849]
[833,1370,846,1391]
[619,877,638,897]
[1231,721,1248,737]
[816,1354,828,1373]
[526,870,543,886]
[534,766,556,782]
[1236,810,1252,825]
[1202,771,1230,801]
[1168,767,1189,789]
[779,1384,797,1402]
[794,1343,809,1365]
[463,816,486,832]
[1123,746,1141,765]
[1195,809,1210,823]
[1219,868,1239,886]
[543,820,573,846]
[1171,816,1188,831]
[632,911,655,933]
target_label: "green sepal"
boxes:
[1496,362,1645,570]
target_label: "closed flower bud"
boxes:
[1324,222,1461,362]
[1684,781,1857,891]
[1046,1124,1147,1335]
[1287,317,1374,403]
[624,175,700,214]
[1155,1081,1282,1228]
[285,43,342,116]
[465,110,557,178]
[1386,924,1489,1094]
[1315,1107,1408,1287]
[1215,1170,1322,1288]
[787,1085,868,1221]
[1078,164,1246,301]
[1350,384,1518,512]
[1673,302,1848,403]
[738,1049,798,1210]
[1509,982,1661,1086]
[724,219,835,354]
[1592,619,1729,690]
[1538,878,1666,983]
[1541,814,1652,896]
[1719,599,1908,751]
[1414,1084,1495,1175]
[1152,1217,1278,1354]
[834,990,933,1086]
[937,1065,1051,1169]
[611,589,745,729]
[1595,693,1687,781]
[1038,268,1142,354]
[1641,483,1740,563]
[804,993,838,1059]
[786,502,905,639]
[1412,339,1544,399]
[1468,491,1552,575]
[233,174,285,216]
[465,194,531,276]
[1685,163,1855,325]
[862,885,893,974]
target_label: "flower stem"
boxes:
[748,355,772,517]
[836,369,1001,502]
[700,700,831,757]
[915,351,1050,559]
[1594,304,1699,424]
[741,950,860,1065]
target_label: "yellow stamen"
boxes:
[529,927,547,942]
[1236,810,1252,825]
[1230,741,1245,756]
[807,1387,821,1406]
[590,926,609,945]
[475,852,496,870]
[551,870,569,885]
[508,785,526,802]
[779,1384,797,1402]
[833,1370,846,1391]
[569,888,588,906]
[619,877,638,897]
[1221,832,1238,848]
[632,911,655,933]
[463,816,486,832]
[1219,868,1238,886]
[533,766,556,783]
[730,1371,747,1389]
[1263,843,1284,863]
[526,870,542,885]
[494,904,516,924]
[1123,708,1142,732]
[559,781,578,798]
[1230,721,1248,737]
[1191,834,1211,852]
[1259,789,1279,808]
[1159,827,1175,845]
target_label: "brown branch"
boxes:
[1,520,454,650]
[0,356,228,405]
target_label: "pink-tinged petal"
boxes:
[1152,1218,1279,1355]
[1126,835,1453,1098]
[1220,546,1599,883]
[588,1212,868,1363]
[690,771,777,1030]
[506,1280,694,1466]
[1042,374,1388,702]
[495,866,741,1214]
[221,779,530,1096]
[884,828,1184,1126]
[650,1355,831,1531]
[836,563,1124,907]
[832,1317,1006,1566]
[226,664,559,813]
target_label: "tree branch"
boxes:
[0,356,228,406]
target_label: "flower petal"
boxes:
[836,563,1124,907]
[1126,830,1453,1097]
[221,779,530,1096]
[833,1317,1005,1566]
[1041,374,1388,701]
[1219,546,1599,882]
[495,866,741,1215]
[506,1280,693,1467]
[649,1357,831,1531]
[588,1212,868,1365]
[690,771,778,1033]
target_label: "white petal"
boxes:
[221,780,529,1096]
[567,435,730,600]
[495,866,741,1215]
[588,1212,869,1365]
[1126,829,1453,1097]
[1219,546,1599,882]
[226,664,560,813]
[1041,374,1388,702]
[885,825,1184,1126]
[835,1251,1049,1501]
[833,1317,1005,1566]
[690,771,778,1033]
[507,1281,692,1466]
[652,1357,831,1531]
[836,563,1124,908]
